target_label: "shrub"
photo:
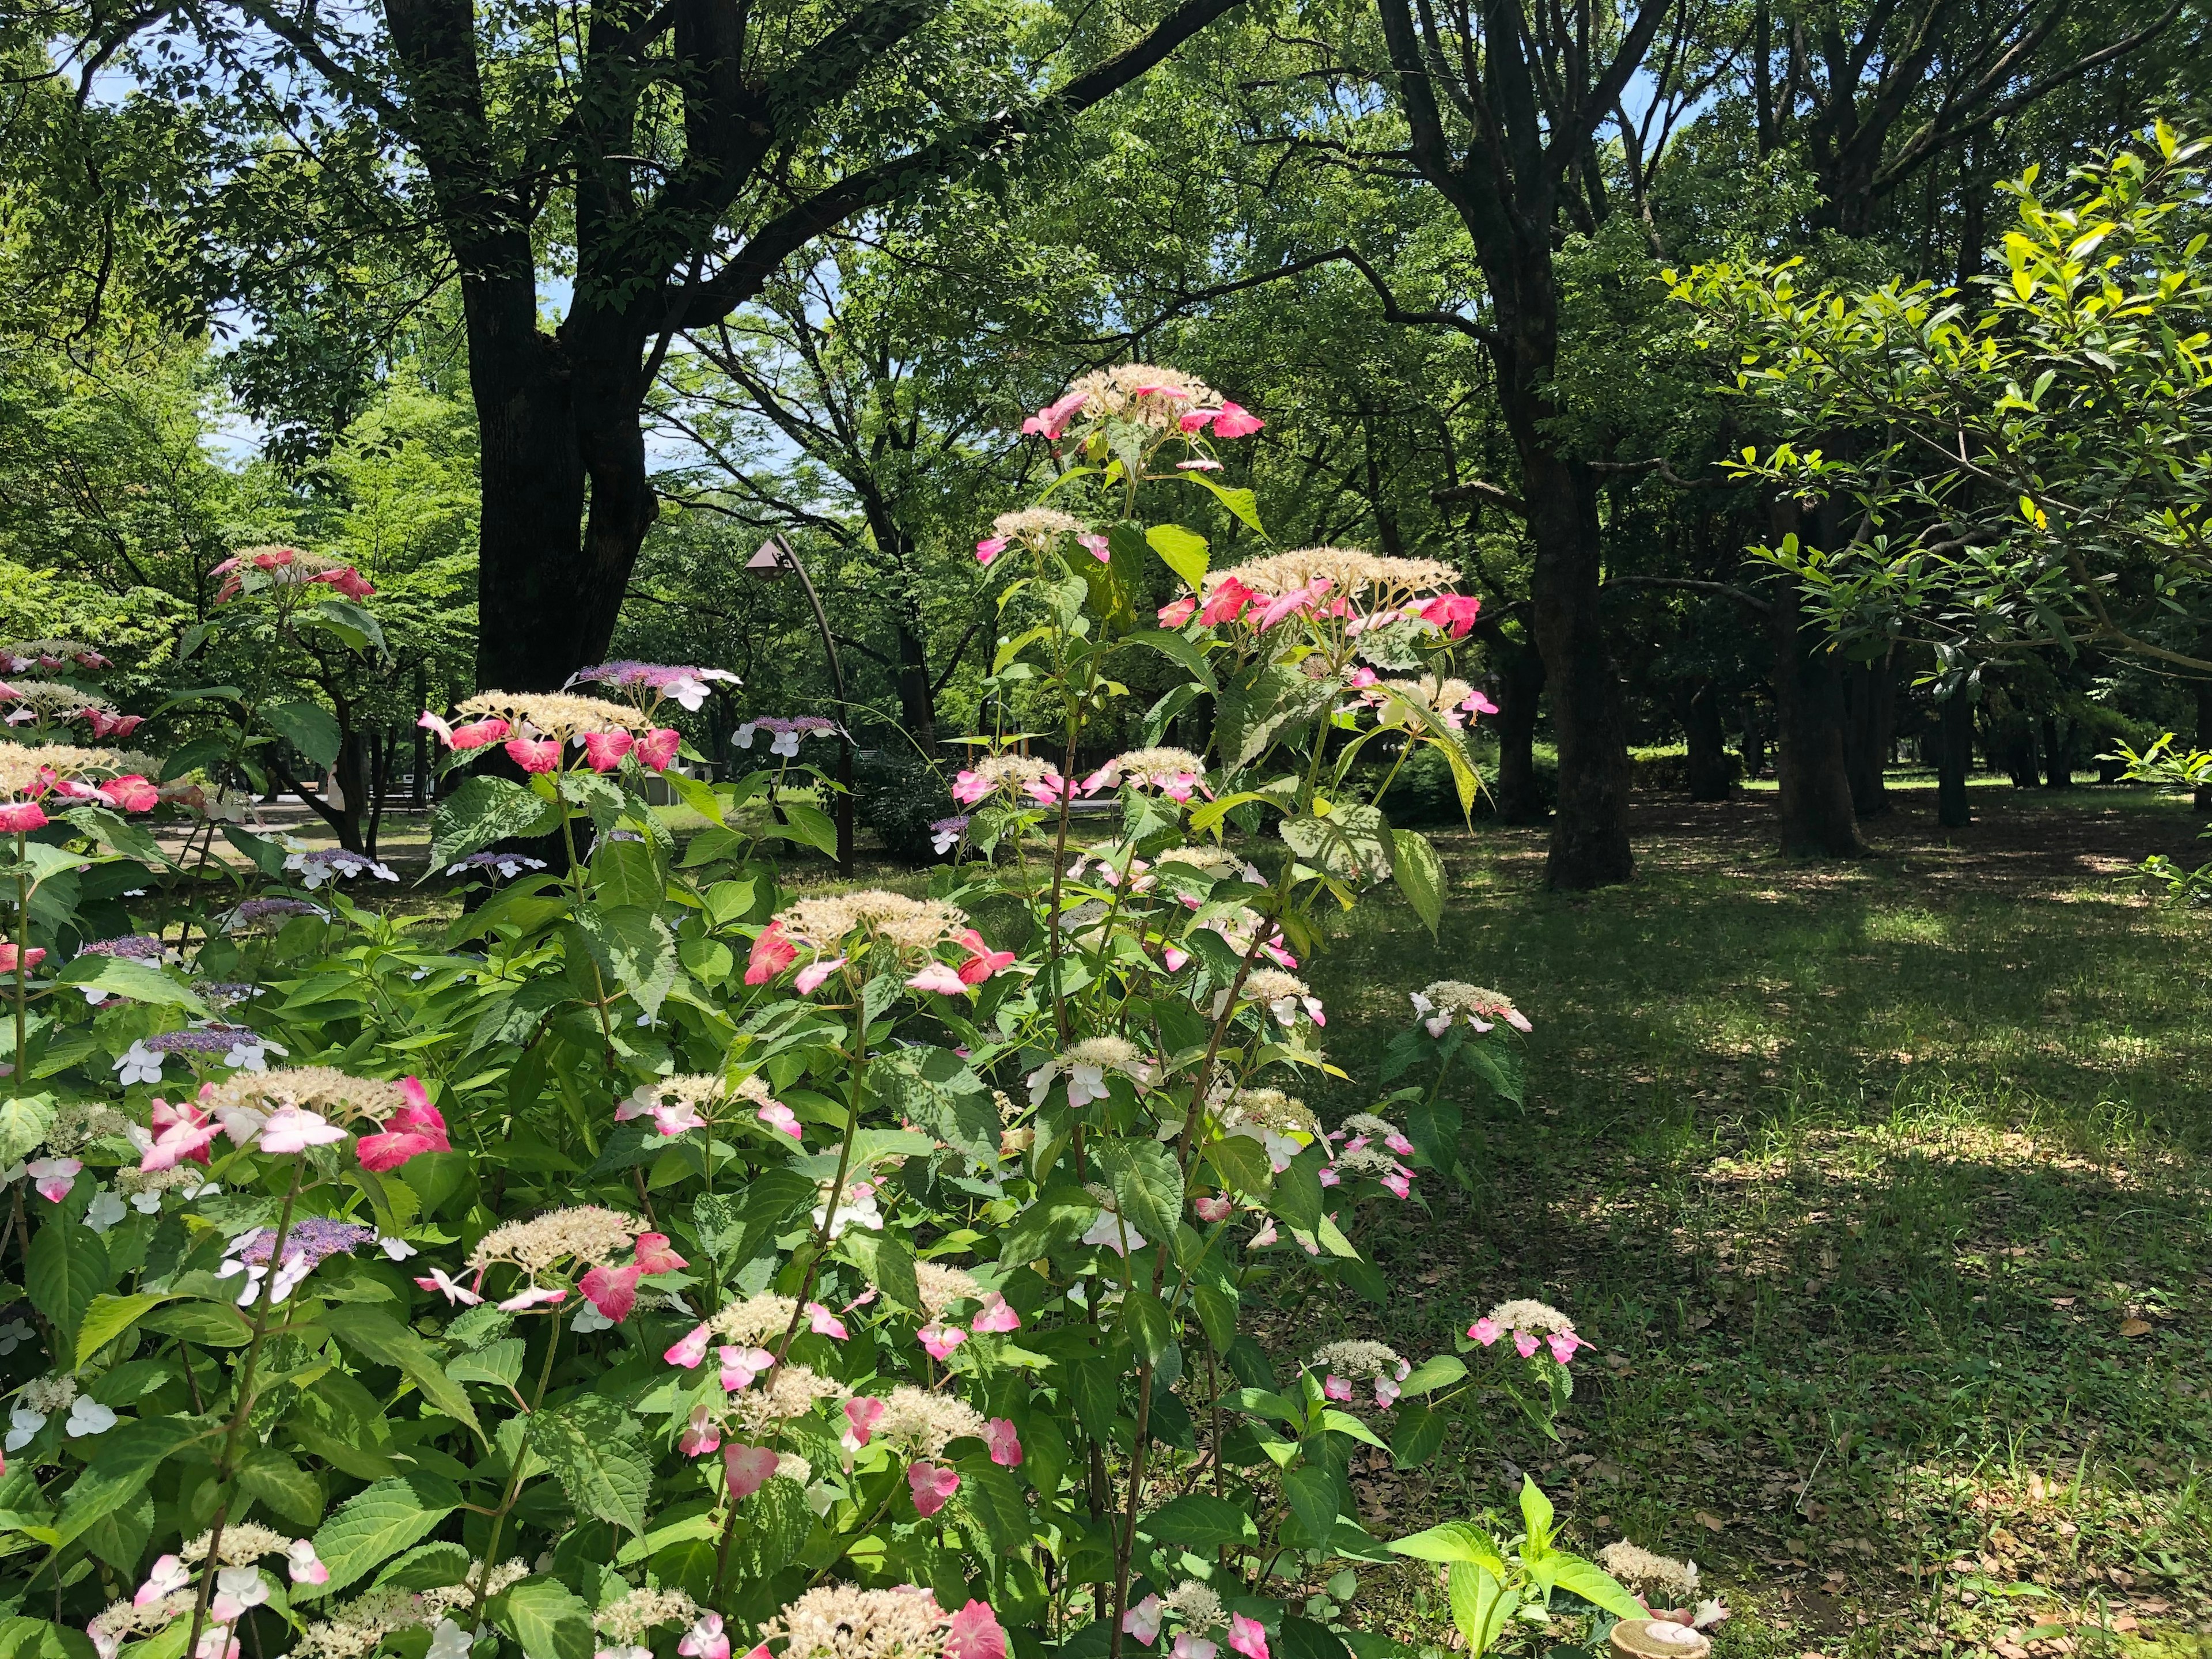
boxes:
[0,369,1665,1659]
[853,747,957,864]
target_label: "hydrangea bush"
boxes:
[0,368,1697,1659]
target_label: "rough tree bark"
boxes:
[1766,501,1863,855]
[1490,634,1548,825]
[1372,0,1664,888]
[1937,690,1973,827]
[2040,711,2072,788]
[1842,650,1896,817]
[1683,680,1734,801]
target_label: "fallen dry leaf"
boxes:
[1696,1510,1725,1532]
[2119,1317,2152,1337]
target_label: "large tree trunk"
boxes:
[1767,505,1864,857]
[1842,651,1895,817]
[1490,632,1548,825]
[2195,671,2212,812]
[1524,453,1634,885]
[1683,679,1734,801]
[1937,690,1973,827]
[2040,711,2071,789]
[893,593,937,754]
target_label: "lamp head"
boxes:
[747,539,791,579]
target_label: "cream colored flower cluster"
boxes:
[1066,364,1219,430]
[204,1067,406,1120]
[1309,1339,1406,1381]
[710,1291,800,1344]
[454,690,650,740]
[912,1260,983,1318]
[593,1586,703,1642]
[867,1384,986,1457]
[987,507,1089,551]
[0,743,152,798]
[468,1205,639,1274]
[776,891,968,952]
[1484,1298,1575,1336]
[730,1365,846,1437]
[1212,547,1455,601]
[1214,1086,1321,1139]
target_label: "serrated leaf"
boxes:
[497,1578,594,1659]
[263,700,342,771]
[1142,1493,1255,1547]
[1144,523,1210,590]
[75,1293,174,1366]
[54,1416,202,1549]
[840,1229,919,1312]
[574,903,677,1020]
[1398,1355,1466,1395]
[0,1097,55,1167]
[872,1046,997,1162]
[237,1445,324,1528]
[55,956,207,1013]
[525,1395,649,1537]
[323,1304,483,1443]
[1389,827,1446,937]
[27,1221,109,1351]
[1097,1138,1183,1244]
[1283,1463,1339,1545]
[431,775,559,868]
[1122,628,1217,694]
[1279,804,1393,884]
[302,1474,464,1597]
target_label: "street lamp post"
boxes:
[747,535,855,874]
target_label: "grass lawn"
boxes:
[1294,783,2212,1659]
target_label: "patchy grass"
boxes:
[1294,784,2212,1659]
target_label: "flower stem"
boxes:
[181,1165,305,1659]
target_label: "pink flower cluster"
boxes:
[0,646,107,673]
[135,1078,449,1175]
[0,761,160,833]
[578,1232,689,1321]
[1468,1317,1586,1365]
[210,545,374,603]
[742,923,1013,998]
[417,711,683,775]
[1159,582,1483,642]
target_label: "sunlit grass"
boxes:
[1293,789,2212,1657]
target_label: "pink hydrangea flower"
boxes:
[679,1613,732,1659]
[258,1107,346,1154]
[497,1285,567,1312]
[723,1442,778,1498]
[969,1293,1020,1334]
[744,923,796,984]
[1193,1194,1232,1223]
[955,929,1016,985]
[1514,1332,1540,1359]
[1021,389,1086,441]
[678,1404,722,1457]
[0,802,47,834]
[908,1460,960,1517]
[356,1078,449,1172]
[807,1301,849,1340]
[906,961,968,997]
[579,1263,642,1321]
[1228,1615,1270,1659]
[985,1418,1023,1467]
[1158,596,1199,626]
[1468,1317,1501,1346]
[1212,402,1265,438]
[842,1395,886,1450]
[919,1321,967,1361]
[975,537,1008,565]
[581,730,635,771]
[505,736,561,774]
[665,1321,712,1368]
[719,1344,775,1391]
[635,728,682,770]
[757,1101,802,1141]
[794,955,847,995]
[1321,1373,1352,1402]
[1547,1331,1585,1365]
[1122,1596,1163,1646]
[944,1601,1007,1659]
[286,1540,328,1586]
[415,1267,481,1305]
